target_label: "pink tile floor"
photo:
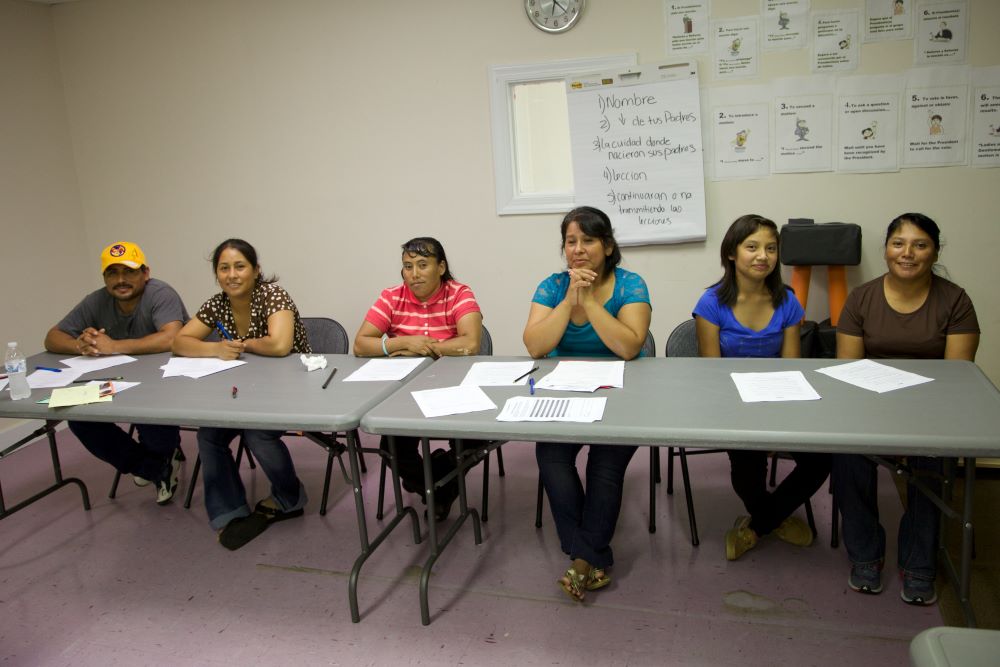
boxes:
[0,428,942,666]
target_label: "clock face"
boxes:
[525,0,585,33]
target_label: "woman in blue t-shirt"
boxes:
[523,206,651,601]
[693,214,829,561]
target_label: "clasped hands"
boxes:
[389,336,441,359]
[76,327,117,356]
[565,267,600,308]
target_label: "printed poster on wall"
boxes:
[837,75,901,173]
[902,68,968,168]
[864,0,913,42]
[665,0,711,55]
[712,17,760,80]
[566,62,707,246]
[772,77,834,173]
[761,0,809,51]
[811,10,860,73]
[971,66,1000,167]
[711,96,770,181]
[914,1,967,66]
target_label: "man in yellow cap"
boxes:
[44,241,189,504]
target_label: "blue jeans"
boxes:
[536,442,637,569]
[69,421,179,482]
[197,427,307,530]
[832,454,941,580]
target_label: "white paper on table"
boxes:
[460,361,536,387]
[496,396,607,423]
[534,360,624,393]
[815,359,933,393]
[342,358,424,382]
[160,357,246,379]
[60,355,137,372]
[410,385,497,418]
[0,378,6,391]
[27,368,84,388]
[730,371,822,402]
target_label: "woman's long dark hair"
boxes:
[713,214,788,308]
[211,238,277,285]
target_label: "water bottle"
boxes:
[4,342,31,401]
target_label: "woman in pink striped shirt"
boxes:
[354,237,483,520]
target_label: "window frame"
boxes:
[488,54,637,216]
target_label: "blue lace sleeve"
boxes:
[531,272,569,308]
[617,269,651,306]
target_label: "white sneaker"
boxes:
[155,450,182,505]
[133,476,151,487]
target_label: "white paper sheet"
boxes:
[496,396,607,423]
[815,359,933,393]
[460,361,536,387]
[0,378,8,392]
[342,358,424,382]
[534,360,625,393]
[60,355,138,372]
[160,357,246,379]
[730,371,822,402]
[27,368,84,388]
[411,385,497,418]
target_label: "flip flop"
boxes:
[254,499,304,524]
[218,513,269,550]
[586,568,611,591]
[558,567,587,602]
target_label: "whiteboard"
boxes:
[566,62,707,246]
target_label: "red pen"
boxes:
[231,386,238,399]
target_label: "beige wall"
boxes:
[0,0,88,438]
[5,0,998,386]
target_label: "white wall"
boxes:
[8,0,998,383]
[0,0,89,439]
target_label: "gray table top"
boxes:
[0,352,429,432]
[360,356,1000,457]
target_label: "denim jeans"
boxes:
[536,442,637,569]
[197,427,307,530]
[728,450,830,535]
[69,421,179,482]
[832,454,941,580]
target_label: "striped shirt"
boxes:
[364,281,480,340]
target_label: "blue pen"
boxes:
[529,377,535,395]
[36,366,62,372]
[214,321,233,341]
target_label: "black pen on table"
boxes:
[321,367,338,389]
[72,376,124,383]
[514,366,539,383]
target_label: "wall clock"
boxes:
[525,0,585,34]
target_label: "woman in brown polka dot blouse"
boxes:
[173,238,310,550]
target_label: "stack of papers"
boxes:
[343,358,424,382]
[730,371,821,403]
[27,368,84,388]
[496,396,607,423]
[460,361,536,386]
[61,355,137,373]
[411,385,497,418]
[161,357,246,379]
[534,361,625,393]
[816,359,934,393]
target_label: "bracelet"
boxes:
[381,334,389,356]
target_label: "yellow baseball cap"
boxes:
[100,242,147,273]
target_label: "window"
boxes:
[489,54,637,215]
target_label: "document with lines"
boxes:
[496,396,607,423]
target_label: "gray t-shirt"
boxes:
[57,278,189,340]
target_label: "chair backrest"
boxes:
[665,319,698,358]
[480,324,493,356]
[641,330,656,358]
[302,317,350,354]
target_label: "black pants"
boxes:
[380,436,484,501]
[728,450,830,535]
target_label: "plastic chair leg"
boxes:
[666,446,676,495]
[376,456,388,521]
[535,477,544,528]
[679,448,700,546]
[648,447,656,534]
[496,445,505,477]
[183,455,201,509]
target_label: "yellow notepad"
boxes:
[48,385,113,408]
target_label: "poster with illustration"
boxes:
[761,0,809,51]
[914,1,967,66]
[812,10,860,73]
[712,17,760,80]
[971,66,1000,167]
[711,96,770,180]
[665,0,711,55]
[864,0,913,42]
[902,68,968,167]
[837,75,901,173]
[773,87,834,173]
